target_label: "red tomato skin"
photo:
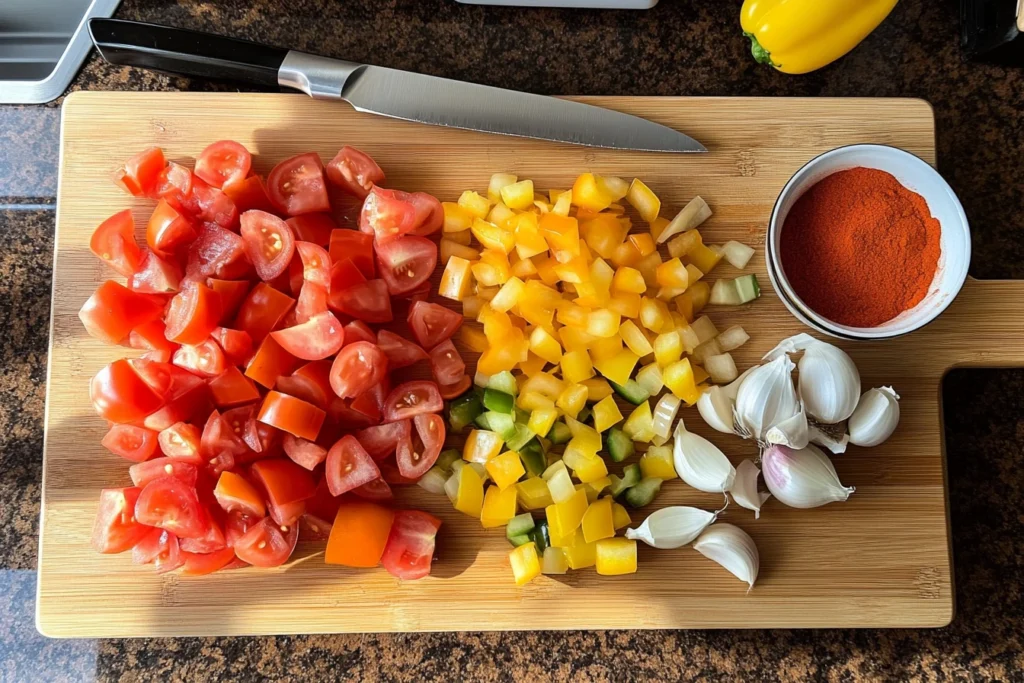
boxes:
[350,390,382,424]
[325,435,382,496]
[134,475,207,539]
[129,250,183,294]
[195,140,252,189]
[157,422,203,463]
[164,281,223,345]
[245,336,301,389]
[139,366,210,432]
[129,457,199,488]
[233,517,299,568]
[207,366,261,409]
[375,235,438,296]
[407,301,463,350]
[380,509,442,580]
[342,320,376,346]
[222,174,276,214]
[305,476,342,524]
[91,210,142,277]
[186,222,250,281]
[379,461,420,485]
[329,341,389,400]
[200,409,250,461]
[287,214,336,246]
[80,280,166,344]
[257,390,326,441]
[90,359,165,424]
[207,278,251,323]
[359,186,419,244]
[181,547,237,576]
[329,229,375,279]
[153,162,193,203]
[408,192,444,237]
[328,258,367,295]
[179,515,227,553]
[429,339,466,386]
[398,413,445,479]
[101,424,159,462]
[382,381,444,423]
[282,434,329,470]
[268,498,306,526]
[326,146,385,199]
[240,210,297,281]
[210,326,254,366]
[115,147,166,197]
[329,279,393,323]
[234,282,295,344]
[267,152,331,216]
[270,311,346,361]
[176,176,240,230]
[295,241,332,288]
[133,528,185,574]
[172,338,227,378]
[355,420,411,461]
[376,330,429,369]
[274,360,333,409]
[147,199,197,255]
[91,487,152,553]
[439,375,472,400]
[295,281,328,324]
[352,477,393,501]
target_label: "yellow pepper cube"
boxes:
[692,363,710,385]
[480,305,515,341]
[546,467,577,505]
[447,228,474,246]
[519,352,547,377]
[439,256,474,302]
[440,239,481,264]
[636,362,664,394]
[610,241,642,268]
[464,429,505,464]
[581,497,615,544]
[656,258,690,289]
[635,251,663,288]
[472,218,515,254]
[594,349,640,387]
[685,242,722,275]
[563,529,598,569]
[581,214,629,259]
[481,484,518,528]
[509,542,541,586]
[598,176,629,201]
[458,324,488,353]
[443,201,475,232]
[612,266,647,294]
[528,326,563,364]
[622,401,655,442]
[539,213,581,256]
[527,408,558,439]
[674,290,695,323]
[556,300,590,328]
[607,292,641,319]
[471,249,511,287]
[650,216,671,242]
[654,330,683,367]
[458,190,491,219]
[549,526,575,549]
[619,320,654,357]
[519,280,560,328]
[556,384,588,419]
[640,445,678,480]
[611,501,632,530]
[572,172,614,212]
[592,395,624,432]
[522,372,565,399]
[559,326,596,353]
[486,451,527,491]
[487,202,516,230]
[551,189,573,216]
[490,276,525,313]
[589,336,623,364]
[573,453,609,484]
[454,464,484,517]
[511,256,538,279]
[501,179,535,210]
[595,538,637,576]
[626,178,661,224]
[545,487,588,538]
[487,173,518,204]
[663,358,702,405]
[580,377,613,402]
[560,349,595,384]
[629,233,656,257]
[586,308,621,339]
[639,296,671,334]
[517,390,556,412]
[554,255,590,284]
[667,228,702,259]
[513,212,549,260]
[689,281,711,313]
[588,476,612,494]
[517,477,554,510]
[590,258,615,292]
[580,482,600,504]
[533,255,560,286]
[573,281,610,309]
[686,263,704,284]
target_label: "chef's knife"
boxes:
[88,19,705,153]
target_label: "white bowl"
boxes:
[766,144,970,340]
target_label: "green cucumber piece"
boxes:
[483,388,515,414]
[530,519,550,554]
[607,475,628,497]
[483,411,516,440]
[506,424,535,452]
[577,405,593,424]
[514,407,532,425]
[624,477,663,508]
[605,427,635,463]
[508,533,532,547]
[487,371,518,397]
[548,421,572,445]
[611,379,650,406]
[709,274,761,306]
[436,449,461,472]
[448,391,483,434]
[506,512,536,539]
[518,438,546,477]
[609,463,642,497]
[474,412,492,430]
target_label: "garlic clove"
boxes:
[809,423,849,454]
[673,418,736,493]
[692,523,759,590]
[733,355,801,443]
[723,366,755,402]
[764,405,809,449]
[625,506,716,549]
[697,385,734,434]
[765,333,861,425]
[761,443,854,509]
[849,386,900,447]
[728,459,771,518]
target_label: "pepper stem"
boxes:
[744,32,779,68]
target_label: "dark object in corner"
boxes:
[961,0,1024,65]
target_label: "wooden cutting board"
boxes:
[38,92,1024,637]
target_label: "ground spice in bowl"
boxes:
[779,167,942,328]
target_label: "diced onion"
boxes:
[444,471,459,503]
[692,338,723,365]
[656,196,712,244]
[652,394,681,440]
[419,467,449,495]
[542,546,569,574]
[636,363,664,396]
[721,240,755,269]
[689,315,719,345]
[706,352,739,384]
[679,325,701,353]
[717,325,750,352]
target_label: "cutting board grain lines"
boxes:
[38,92,1024,637]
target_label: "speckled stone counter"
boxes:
[1,1,1022,680]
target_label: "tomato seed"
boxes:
[258,541,267,549]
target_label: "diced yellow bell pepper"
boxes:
[554,255,590,284]
[546,467,577,505]
[487,173,518,204]
[556,384,588,419]
[560,349,595,384]
[667,228,702,259]
[580,377,613,402]
[598,176,629,201]
[595,538,637,576]
[656,258,690,289]
[635,251,664,289]
[528,327,563,364]
[527,407,558,438]
[584,308,620,340]
[636,362,664,395]
[551,188,572,216]
[579,481,599,503]
[542,459,568,480]
[464,429,505,464]
[443,201,475,232]
[589,258,614,294]
[518,390,556,412]
[533,199,551,214]
[549,526,575,549]
[516,477,554,510]
[446,228,473,246]
[674,290,695,323]
[685,242,722,275]
[593,349,640,387]
[622,401,655,442]
[685,264,704,285]
[572,454,609,485]
[691,363,710,385]
[618,320,653,357]
[458,190,491,219]
[500,179,534,210]
[454,464,484,517]
[663,358,702,405]
[490,276,525,313]
[539,213,580,257]
[533,255,560,286]
[559,326,596,353]
[440,239,481,264]
[592,395,623,432]
[581,497,615,543]
[545,487,588,538]
[480,305,514,340]
[481,483,518,528]
[476,285,499,302]
[472,218,515,254]
[571,172,614,212]
[639,296,671,334]
[640,445,678,480]
[689,280,711,313]
[586,338,619,365]
[510,255,538,279]
[439,256,474,302]
[509,541,541,586]
[610,241,642,268]
[511,212,548,260]
[556,300,590,328]
[607,292,640,319]
[626,178,661,223]
[479,331,526,375]
[522,372,565,399]
[519,351,547,377]
[612,266,647,294]
[653,330,683,367]
[471,249,511,287]
[611,501,632,530]
[486,451,527,491]
[487,202,515,230]
[458,324,488,353]
[656,285,687,302]
[581,214,629,259]
[587,476,611,494]
[629,233,656,257]
[650,216,671,241]
[565,416,603,447]
[563,529,598,569]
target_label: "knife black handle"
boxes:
[89,19,288,88]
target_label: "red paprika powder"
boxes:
[780,167,941,327]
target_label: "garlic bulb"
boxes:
[673,418,736,493]
[697,386,734,434]
[764,407,809,449]
[733,355,801,445]
[765,333,861,424]
[692,523,759,590]
[849,387,900,447]
[625,506,716,549]
[761,443,854,508]
[728,459,770,518]
[809,423,849,454]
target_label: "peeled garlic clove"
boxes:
[809,423,849,454]
[761,443,854,508]
[734,355,800,443]
[692,523,759,590]
[722,366,754,402]
[625,506,716,549]
[764,406,809,449]
[765,333,861,424]
[673,418,736,493]
[849,386,900,447]
[697,385,734,434]
[728,459,771,518]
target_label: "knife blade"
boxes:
[89,19,705,153]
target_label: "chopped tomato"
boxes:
[355,420,411,460]
[200,410,249,461]
[328,257,367,295]
[398,413,444,479]
[257,390,325,441]
[242,411,281,456]
[234,517,299,567]
[300,513,332,541]
[214,471,266,517]
[342,320,376,346]
[408,301,462,350]
[438,375,471,400]
[210,326,254,366]
[325,435,381,496]
[251,458,316,508]
[275,360,333,409]
[114,147,165,197]
[295,241,332,288]
[91,487,151,553]
[352,477,393,501]
[186,222,249,280]
[172,338,226,377]
[240,210,296,281]
[208,366,261,408]
[90,359,165,423]
[350,390,382,423]
[282,434,328,470]
[368,373,393,414]
[133,528,184,574]
[359,186,420,244]
[179,516,226,553]
[295,281,328,324]
[101,424,159,462]
[245,336,301,389]
[375,235,437,296]
[80,280,166,344]
[329,341,388,399]
[195,140,252,189]
[177,177,240,229]
[138,363,210,431]
[379,461,420,485]
[304,476,342,529]
[222,174,276,214]
[90,210,142,277]
[380,509,441,580]
[129,457,199,488]
[267,152,330,216]
[329,229,375,279]
[223,510,260,547]
[429,339,465,386]
[382,381,443,423]
[157,422,203,463]
[207,279,250,322]
[153,162,194,203]
[408,192,444,237]
[134,475,206,538]
[181,547,237,576]
[329,279,393,323]
[268,498,306,526]
[147,199,197,255]
[270,311,345,361]
[164,280,222,345]
[129,250,183,294]
[324,500,394,567]
[234,282,294,343]
[287,214,336,247]
[326,146,385,199]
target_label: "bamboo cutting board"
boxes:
[38,92,1024,637]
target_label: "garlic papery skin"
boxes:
[733,355,800,443]
[692,523,759,590]
[698,386,734,434]
[764,406,809,449]
[809,423,849,454]
[848,387,900,447]
[761,443,854,509]
[765,333,861,424]
[728,459,771,518]
[673,418,736,493]
[625,506,716,549]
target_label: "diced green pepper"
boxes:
[483,411,516,440]
[506,512,536,539]
[530,519,551,554]
[577,405,593,424]
[487,371,518,396]
[506,424,535,452]
[624,477,663,508]
[611,379,651,405]
[448,391,483,433]
[605,427,635,463]
[548,421,572,445]
[610,464,641,496]
[518,438,546,477]
[483,388,515,414]
[508,533,532,547]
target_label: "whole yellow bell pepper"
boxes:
[740,0,899,75]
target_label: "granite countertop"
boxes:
[1,0,1023,680]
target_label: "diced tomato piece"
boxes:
[267,498,306,526]
[234,282,294,343]
[329,341,389,399]
[222,174,276,214]
[153,162,194,203]
[177,176,240,230]
[294,241,332,288]
[147,199,197,255]
[408,301,462,350]
[129,250,183,294]
[408,192,444,237]
[251,459,316,509]
[210,326,254,366]
[380,510,441,580]
[438,375,471,399]
[282,434,328,470]
[133,528,184,574]
[234,517,299,567]
[328,257,366,295]
[325,146,385,199]
[129,457,199,488]
[429,339,465,386]
[240,210,296,281]
[324,500,394,567]
[138,364,211,431]
[245,336,301,389]
[329,278,393,323]
[240,410,281,458]
[375,235,437,296]
[286,213,336,246]
[164,281,222,345]
[353,477,393,501]
[368,373,393,414]
[325,435,381,496]
[214,471,266,517]
[223,509,260,547]
[90,210,142,277]
[208,366,261,409]
[359,186,422,244]
[207,453,237,477]
[91,487,151,553]
[350,390,381,423]
[181,547,237,576]
[134,475,206,538]
[383,381,443,423]
[270,311,345,361]
[157,422,203,463]
[267,152,330,216]
[90,359,165,423]
[342,320,376,346]
[179,515,226,553]
[295,281,328,324]
[355,420,411,461]
[114,147,165,197]
[257,390,325,441]
[172,338,226,377]
[101,424,159,462]
[304,476,341,531]
[329,229,375,279]
[274,360,333,409]
[186,222,249,280]
[379,460,420,486]
[80,280,166,344]
[397,413,444,479]
[207,278,251,322]
[300,513,332,541]
[376,330,428,369]
[129,320,179,358]
[195,140,252,189]
[200,409,249,461]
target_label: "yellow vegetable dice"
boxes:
[593,349,640,387]
[573,454,609,484]
[622,401,655,442]
[459,324,488,353]
[587,476,611,495]
[528,327,563,364]
[586,308,621,339]
[619,319,654,357]
[547,488,589,538]
[546,467,576,505]
[516,477,554,510]
[656,258,690,288]
[654,330,683,367]
[635,251,663,288]
[581,214,628,259]
[464,429,505,464]
[454,464,484,517]
[509,542,541,586]
[592,395,623,432]
[513,212,549,260]
[443,201,475,232]
[639,296,671,333]
[478,331,527,375]
[472,218,515,254]
[472,249,511,287]
[481,484,518,528]
[549,526,576,549]
[486,451,527,491]
[572,173,614,212]
[692,363,710,385]
[490,276,525,313]
[626,178,661,223]
[595,538,637,575]
[612,266,647,294]
[607,292,641,319]
[667,229,702,259]
[519,352,546,377]
[554,255,590,284]
[439,256,474,302]
[539,213,580,256]
[518,390,555,412]
[610,241,642,268]
[487,202,515,230]
[560,349,595,384]
[685,242,722,274]
[686,263,704,284]
[565,416,602,448]
[589,336,623,363]
[511,256,538,279]
[563,529,598,569]
[559,326,596,353]
[501,179,535,210]
[440,239,481,264]
[630,233,657,257]
[522,371,565,399]
[556,301,591,328]
[556,384,588,419]
[458,190,491,219]
[581,497,615,543]
[487,173,518,204]
[551,188,573,216]
[640,445,678,480]
[611,501,632,530]
[580,377,613,402]
[663,358,702,405]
